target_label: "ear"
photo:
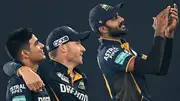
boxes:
[21,50,30,59]
[59,44,67,53]
[99,26,108,34]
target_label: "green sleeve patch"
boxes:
[115,52,130,65]
[12,95,26,101]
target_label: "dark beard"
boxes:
[105,23,128,37]
[109,30,127,37]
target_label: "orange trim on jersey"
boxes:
[130,73,141,94]
[49,86,60,101]
[68,69,83,84]
[121,42,130,52]
[103,75,113,98]
[125,56,136,72]
[72,72,83,84]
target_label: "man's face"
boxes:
[28,34,46,63]
[64,41,86,65]
[104,13,127,37]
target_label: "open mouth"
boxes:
[119,21,126,30]
[121,25,126,30]
[119,21,124,27]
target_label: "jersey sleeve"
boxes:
[6,77,32,101]
[98,46,136,73]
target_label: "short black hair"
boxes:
[5,28,33,60]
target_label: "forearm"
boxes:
[134,36,166,74]
[157,35,173,75]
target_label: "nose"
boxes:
[118,17,124,23]
[80,44,86,53]
[121,17,124,22]
[39,42,44,49]
[116,13,125,22]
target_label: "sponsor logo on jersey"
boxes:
[10,84,26,95]
[104,47,119,61]
[38,97,51,101]
[56,72,70,83]
[60,83,88,101]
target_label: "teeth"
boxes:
[119,24,124,28]
[121,25,126,30]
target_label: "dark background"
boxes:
[0,0,180,101]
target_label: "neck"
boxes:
[21,59,39,73]
[100,35,121,41]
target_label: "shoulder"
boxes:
[8,76,25,86]
[7,76,30,96]
[98,45,123,61]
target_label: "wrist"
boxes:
[165,30,174,38]
[154,30,165,38]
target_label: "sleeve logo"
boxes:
[10,84,26,95]
[12,95,26,101]
[104,47,119,61]
[114,51,130,65]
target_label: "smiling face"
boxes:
[99,13,128,37]
[26,34,46,63]
[64,41,86,65]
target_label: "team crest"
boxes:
[78,81,85,90]
[100,4,112,11]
